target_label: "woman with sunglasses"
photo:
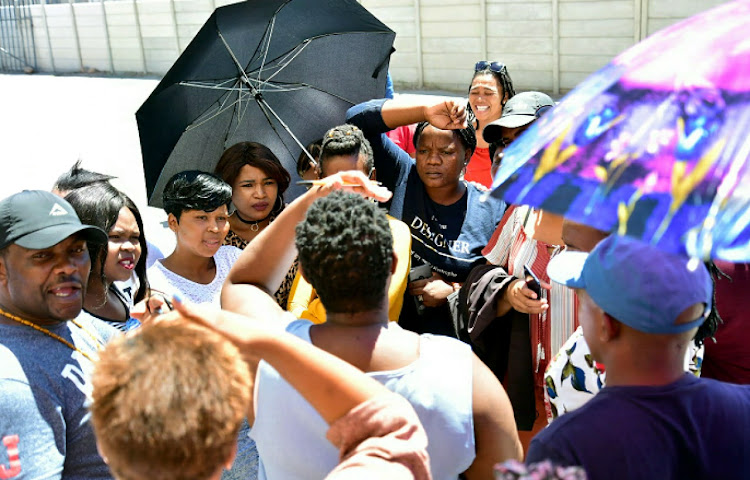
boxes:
[346,96,507,337]
[466,60,516,188]
[462,92,569,452]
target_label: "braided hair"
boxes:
[467,64,516,130]
[320,124,374,175]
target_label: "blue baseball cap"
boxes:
[547,235,712,334]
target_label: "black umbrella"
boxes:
[137,0,395,206]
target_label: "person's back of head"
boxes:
[90,318,251,480]
[547,235,712,370]
[162,170,232,222]
[52,160,116,196]
[295,191,392,314]
[319,125,374,178]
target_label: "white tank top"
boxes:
[251,320,475,480]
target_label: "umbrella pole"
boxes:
[218,30,318,167]
[256,96,318,167]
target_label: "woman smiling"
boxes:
[466,61,515,187]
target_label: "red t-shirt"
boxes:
[465,147,492,188]
[385,124,417,155]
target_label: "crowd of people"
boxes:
[1,60,749,480]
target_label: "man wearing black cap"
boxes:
[0,190,116,479]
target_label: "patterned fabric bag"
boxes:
[544,327,705,422]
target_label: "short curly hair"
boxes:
[295,191,392,313]
[90,319,251,480]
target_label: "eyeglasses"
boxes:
[475,61,506,74]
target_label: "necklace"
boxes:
[0,305,102,362]
[234,210,272,232]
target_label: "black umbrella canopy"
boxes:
[137,0,395,206]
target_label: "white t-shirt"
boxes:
[146,246,242,307]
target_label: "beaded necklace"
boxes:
[0,305,102,362]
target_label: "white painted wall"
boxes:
[11,0,728,93]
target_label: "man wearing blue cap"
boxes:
[527,235,750,479]
[0,190,117,479]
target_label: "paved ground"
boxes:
[1,72,454,202]
[2,73,159,204]
[0,72,453,249]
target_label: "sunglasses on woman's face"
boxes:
[475,61,506,73]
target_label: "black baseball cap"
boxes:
[0,190,107,250]
[484,91,555,143]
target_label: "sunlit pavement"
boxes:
[1,72,450,252]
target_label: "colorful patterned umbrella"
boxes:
[490,1,750,262]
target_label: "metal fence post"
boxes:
[0,1,10,70]
[414,0,423,88]
[66,0,83,71]
[169,0,179,54]
[552,0,560,95]
[100,0,114,73]
[39,0,55,72]
[132,0,146,73]
[25,0,35,69]
[13,0,24,68]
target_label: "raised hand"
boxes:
[424,99,468,130]
[311,169,392,203]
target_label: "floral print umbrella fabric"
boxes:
[490,1,750,262]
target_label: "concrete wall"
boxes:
[362,0,727,93]
[10,0,729,93]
